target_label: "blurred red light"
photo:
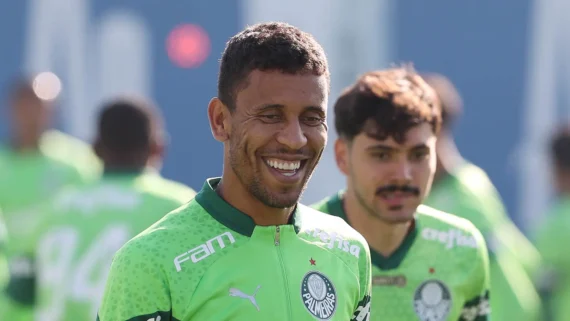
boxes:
[167,24,211,69]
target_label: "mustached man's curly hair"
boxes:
[334,66,442,144]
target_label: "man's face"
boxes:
[338,123,437,224]
[10,94,50,144]
[228,70,328,208]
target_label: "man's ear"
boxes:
[149,141,165,160]
[334,138,350,175]
[208,97,231,142]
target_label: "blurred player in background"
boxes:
[533,126,570,321]
[97,22,371,321]
[421,73,542,321]
[1,97,196,321]
[0,77,92,321]
[312,67,491,320]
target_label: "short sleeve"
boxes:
[97,239,175,321]
[459,228,491,321]
[351,237,372,321]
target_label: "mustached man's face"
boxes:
[223,70,329,208]
[335,123,437,224]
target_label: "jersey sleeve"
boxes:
[351,236,372,321]
[97,236,175,321]
[532,211,569,302]
[459,227,491,321]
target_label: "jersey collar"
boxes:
[195,177,301,237]
[326,191,419,270]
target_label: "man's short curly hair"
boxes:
[218,22,329,111]
[550,125,570,170]
[97,96,162,155]
[334,66,442,144]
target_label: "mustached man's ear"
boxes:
[208,97,231,142]
[334,138,350,176]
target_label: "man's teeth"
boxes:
[266,159,301,171]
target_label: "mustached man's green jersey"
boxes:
[97,178,373,321]
[424,162,542,321]
[0,144,90,321]
[313,193,491,321]
[533,197,570,321]
[0,169,195,321]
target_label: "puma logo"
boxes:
[229,285,261,311]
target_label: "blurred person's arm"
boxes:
[533,210,570,321]
[474,183,542,277]
[429,182,543,321]
[435,182,541,277]
[443,165,541,275]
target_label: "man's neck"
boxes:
[103,164,147,175]
[11,137,40,153]
[343,190,412,257]
[556,180,570,199]
[217,168,294,226]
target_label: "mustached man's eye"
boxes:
[410,150,429,161]
[372,152,390,161]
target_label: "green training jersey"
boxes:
[424,162,541,321]
[0,144,88,321]
[533,197,570,321]
[313,192,491,321]
[97,178,373,321]
[2,169,196,321]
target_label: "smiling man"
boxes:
[97,22,372,321]
[312,68,491,321]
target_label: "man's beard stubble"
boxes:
[228,135,322,209]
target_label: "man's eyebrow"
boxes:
[410,143,429,149]
[365,144,396,152]
[365,143,429,152]
[253,104,326,115]
[304,106,326,115]
[253,103,285,112]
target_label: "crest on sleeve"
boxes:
[301,271,337,320]
[413,279,452,321]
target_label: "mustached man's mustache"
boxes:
[376,184,420,196]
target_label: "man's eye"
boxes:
[260,115,281,121]
[303,116,325,126]
[411,151,429,161]
[373,152,390,160]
